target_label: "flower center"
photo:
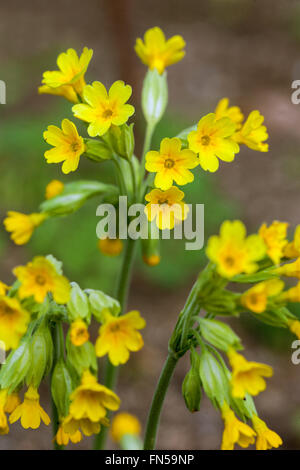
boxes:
[71,141,80,152]
[249,294,258,305]
[224,256,235,268]
[102,109,113,119]
[164,158,175,169]
[201,135,211,146]
[35,275,46,286]
[3,305,14,315]
[110,323,121,333]
[157,198,168,205]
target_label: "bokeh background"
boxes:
[1,0,300,450]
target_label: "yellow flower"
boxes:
[135,27,185,74]
[187,113,239,172]
[241,279,284,314]
[251,415,282,450]
[98,237,123,257]
[55,419,82,446]
[4,211,46,245]
[145,137,198,190]
[215,98,244,129]
[221,402,256,450]
[14,256,70,304]
[227,348,273,398]
[70,320,89,347]
[276,258,300,279]
[69,370,120,423]
[44,119,85,174]
[72,80,134,137]
[63,414,109,437]
[39,47,93,102]
[0,281,9,296]
[284,225,300,259]
[280,282,300,303]
[144,186,189,230]
[0,296,30,350]
[95,310,146,366]
[287,319,300,339]
[259,221,289,265]
[9,386,50,429]
[0,389,9,435]
[45,180,64,200]
[4,392,21,414]
[234,110,268,152]
[110,412,141,443]
[206,220,266,278]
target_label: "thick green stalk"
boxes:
[50,322,65,450]
[140,123,155,188]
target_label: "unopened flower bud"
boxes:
[198,318,242,352]
[182,350,202,412]
[67,282,90,323]
[51,359,73,418]
[142,69,168,125]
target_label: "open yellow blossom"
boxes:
[4,392,21,414]
[70,320,89,347]
[287,319,300,339]
[72,80,134,137]
[55,420,82,446]
[284,225,300,259]
[276,258,300,279]
[241,279,284,314]
[215,98,244,129]
[227,348,273,398]
[0,296,30,350]
[0,390,9,435]
[135,27,185,74]
[45,180,64,200]
[63,414,109,437]
[111,412,141,443]
[44,119,85,174]
[145,137,198,190]
[251,415,282,450]
[98,237,123,257]
[39,47,93,102]
[206,220,266,278]
[4,211,46,245]
[187,113,239,172]
[10,386,50,429]
[234,110,268,152]
[221,402,256,450]
[0,281,9,296]
[145,186,189,230]
[95,310,145,366]
[69,370,120,423]
[14,256,70,304]
[259,221,289,265]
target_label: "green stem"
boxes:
[143,354,178,450]
[50,322,64,450]
[140,123,155,190]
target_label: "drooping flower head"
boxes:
[70,320,89,347]
[13,256,71,304]
[4,212,46,245]
[72,80,134,137]
[110,412,141,443]
[55,419,82,446]
[95,310,146,366]
[0,389,9,435]
[206,220,266,278]
[287,319,300,339]
[135,27,185,74]
[0,297,30,350]
[187,113,239,172]
[276,258,300,279]
[98,237,123,257]
[63,414,109,437]
[234,110,268,152]
[4,392,21,414]
[241,279,284,314]
[251,415,282,450]
[145,137,198,190]
[145,186,189,230]
[9,386,50,429]
[45,180,64,200]
[43,119,85,174]
[221,402,256,450]
[284,225,300,259]
[259,221,289,265]
[215,98,244,129]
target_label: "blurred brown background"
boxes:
[1,0,300,450]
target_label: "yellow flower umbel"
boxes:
[9,386,50,429]
[55,419,82,446]
[14,256,70,304]
[241,279,284,314]
[206,220,266,278]
[72,80,135,137]
[145,137,198,190]
[44,119,85,174]
[234,110,268,152]
[95,311,146,366]
[251,415,282,450]
[98,237,123,257]
[0,281,9,296]
[227,348,273,398]
[0,297,30,350]
[187,113,239,172]
[70,320,89,347]
[284,225,300,259]
[135,27,185,74]
[111,412,141,443]
[0,390,9,435]
[259,221,289,265]
[215,98,244,129]
[39,47,93,103]
[145,186,189,230]
[45,180,64,200]
[4,211,46,245]
[221,402,256,450]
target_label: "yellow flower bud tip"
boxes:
[221,402,256,450]
[0,296,30,351]
[13,256,71,305]
[251,415,282,450]
[142,254,161,267]
[276,258,300,279]
[227,348,273,399]
[214,98,244,129]
[3,211,46,245]
[9,386,50,430]
[144,186,189,230]
[70,320,89,347]
[98,237,123,257]
[206,220,266,278]
[95,311,146,366]
[110,412,141,443]
[259,221,289,265]
[45,179,64,199]
[234,110,269,152]
[288,319,300,339]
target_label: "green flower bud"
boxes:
[142,69,168,125]
[106,124,135,160]
[67,282,90,323]
[182,349,202,412]
[86,289,120,322]
[66,336,97,377]
[51,359,73,418]
[26,322,53,388]
[199,348,230,409]
[198,318,242,352]
[0,336,31,392]
[84,138,112,161]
